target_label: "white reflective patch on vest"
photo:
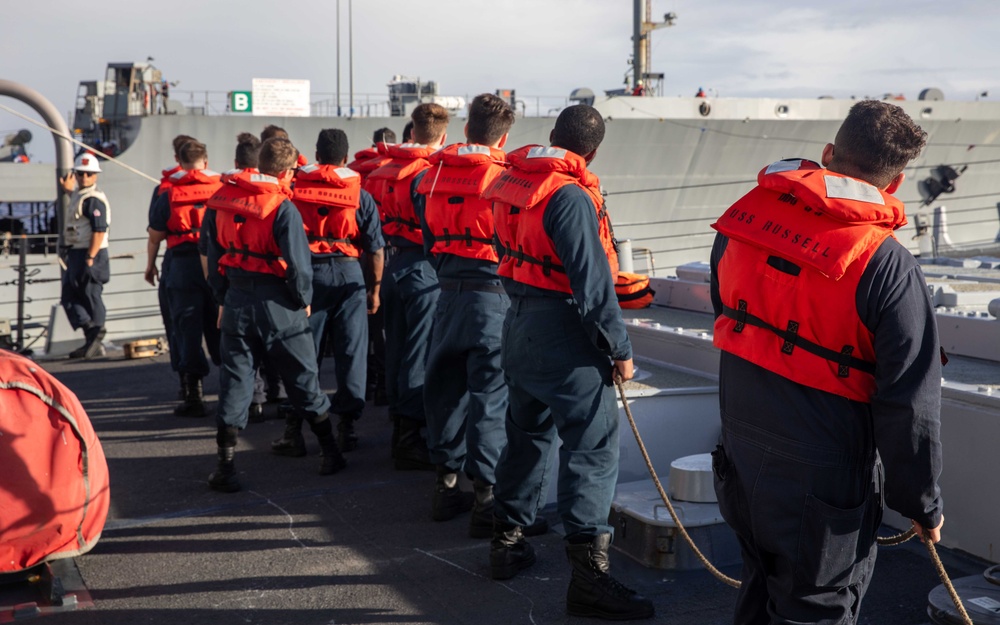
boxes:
[203,169,221,177]
[299,164,319,174]
[222,168,241,176]
[250,173,279,185]
[335,167,359,179]
[457,145,491,156]
[170,169,187,180]
[764,159,802,175]
[527,146,568,160]
[824,175,885,205]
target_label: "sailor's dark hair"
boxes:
[260,124,289,143]
[172,134,197,158]
[178,140,208,166]
[235,132,260,169]
[402,121,414,143]
[467,93,515,146]
[373,127,396,145]
[258,137,298,176]
[833,100,927,188]
[551,104,605,158]
[316,129,350,165]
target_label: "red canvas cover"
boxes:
[0,350,110,572]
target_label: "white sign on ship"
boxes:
[251,78,311,117]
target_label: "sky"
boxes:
[3,0,1000,162]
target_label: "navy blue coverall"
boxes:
[203,202,330,430]
[307,189,384,421]
[61,195,110,331]
[415,170,508,483]
[710,233,944,624]
[493,185,631,539]
[149,186,179,371]
[381,178,440,423]
[150,193,221,377]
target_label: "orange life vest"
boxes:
[615,272,654,308]
[208,170,291,278]
[711,159,908,402]
[356,143,394,208]
[416,143,507,263]
[367,143,437,245]
[165,168,222,248]
[347,147,380,179]
[157,164,182,196]
[292,163,363,257]
[486,145,619,293]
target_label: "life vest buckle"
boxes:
[781,320,799,355]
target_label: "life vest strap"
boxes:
[383,216,420,231]
[498,242,567,276]
[167,227,199,237]
[429,228,494,248]
[307,234,358,245]
[225,244,283,264]
[721,303,875,376]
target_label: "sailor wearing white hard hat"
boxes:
[59,152,111,359]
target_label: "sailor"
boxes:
[413,93,520,531]
[146,140,222,417]
[147,134,197,379]
[203,137,346,492]
[367,104,449,471]
[348,127,397,407]
[261,124,308,168]
[59,152,111,360]
[483,105,653,620]
[270,128,384,456]
[709,100,944,624]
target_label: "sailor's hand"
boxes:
[367,290,380,315]
[144,265,158,286]
[912,515,944,544]
[305,305,311,318]
[217,306,224,329]
[60,174,76,193]
[613,358,634,383]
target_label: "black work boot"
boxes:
[307,414,347,475]
[271,411,307,457]
[565,533,654,620]
[392,415,434,471]
[208,427,241,493]
[337,414,359,452]
[490,519,536,580]
[174,373,207,418]
[248,402,265,423]
[469,479,495,538]
[432,467,474,521]
[83,324,106,360]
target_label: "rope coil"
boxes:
[614,377,972,623]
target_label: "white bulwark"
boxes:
[251,78,311,117]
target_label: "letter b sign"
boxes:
[231,91,252,113]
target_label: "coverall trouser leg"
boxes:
[493,298,620,539]
[713,419,882,625]
[424,287,508,483]
[61,248,108,330]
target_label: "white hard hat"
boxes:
[74,152,102,173]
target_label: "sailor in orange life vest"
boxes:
[146,140,223,417]
[202,137,346,493]
[269,128,384,457]
[484,105,654,621]
[148,134,197,375]
[59,152,112,360]
[367,104,449,471]
[709,100,944,624]
[347,126,396,407]
[411,94,513,531]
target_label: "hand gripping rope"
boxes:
[614,376,973,624]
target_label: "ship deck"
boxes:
[2,352,989,625]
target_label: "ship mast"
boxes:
[632,0,676,95]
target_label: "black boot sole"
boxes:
[208,474,241,493]
[490,551,536,580]
[432,492,474,522]
[566,602,655,621]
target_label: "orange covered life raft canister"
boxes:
[0,351,110,573]
[615,272,655,309]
